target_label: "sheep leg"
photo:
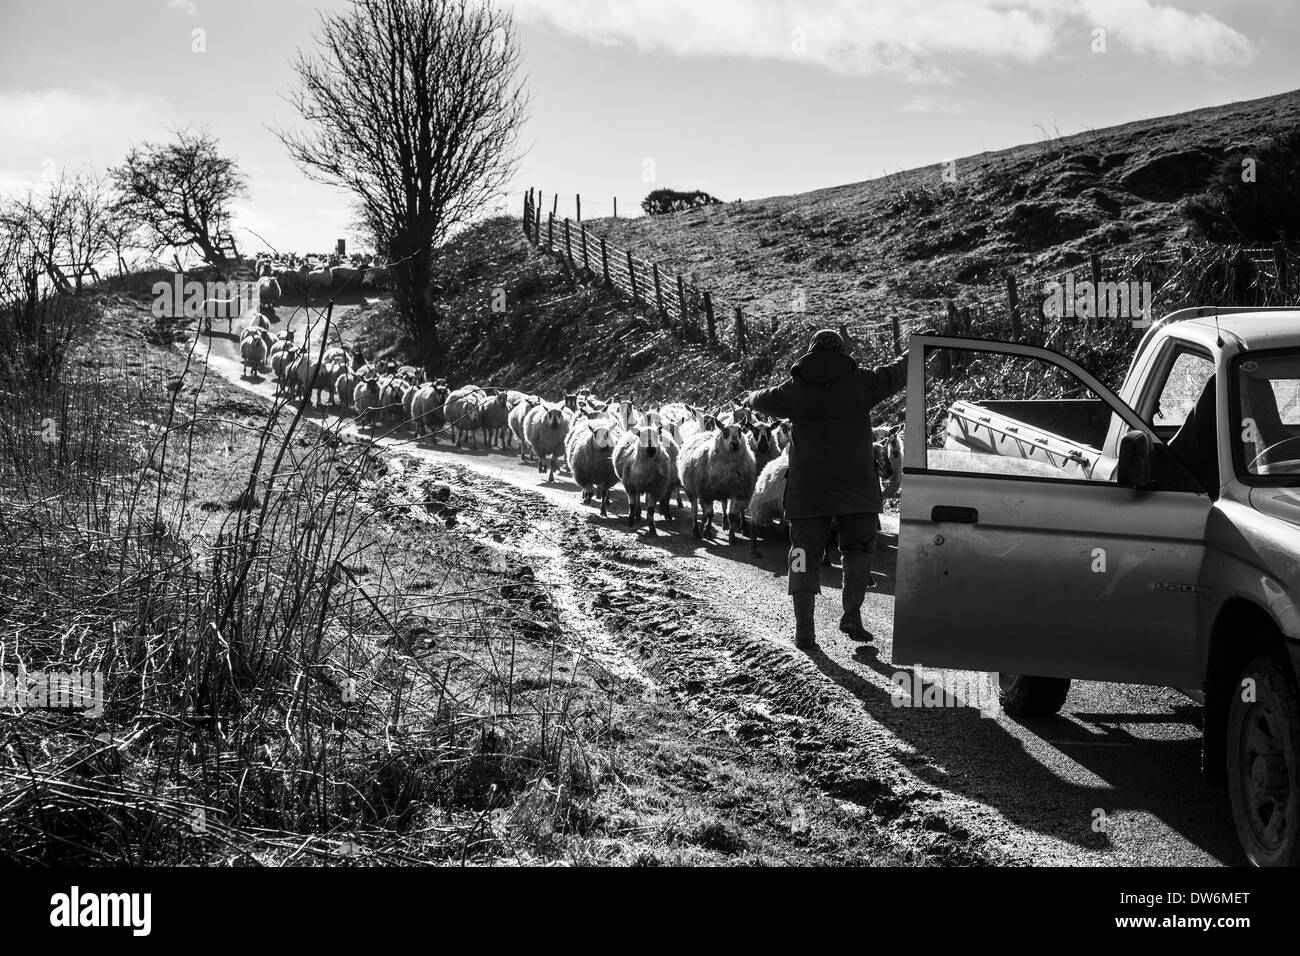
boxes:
[548,455,557,482]
[599,487,609,517]
[646,501,658,536]
[728,500,742,545]
[702,501,716,539]
[690,496,701,539]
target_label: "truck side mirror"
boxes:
[1116,429,1154,489]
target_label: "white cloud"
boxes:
[0,84,175,191]
[901,95,970,114]
[509,0,1254,78]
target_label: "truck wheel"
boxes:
[1227,654,1300,867]
[997,673,1070,717]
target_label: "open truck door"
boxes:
[893,336,1212,691]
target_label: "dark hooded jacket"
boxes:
[747,351,907,519]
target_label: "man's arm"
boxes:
[862,353,908,407]
[746,380,796,419]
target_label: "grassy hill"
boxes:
[590,89,1300,339]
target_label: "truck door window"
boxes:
[1235,352,1300,477]
[1152,349,1214,435]
[924,347,1116,482]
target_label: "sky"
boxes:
[0,0,1295,256]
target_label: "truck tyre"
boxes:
[1227,654,1300,867]
[997,673,1070,717]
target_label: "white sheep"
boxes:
[509,395,540,459]
[256,275,281,311]
[680,423,757,544]
[294,353,344,408]
[478,392,511,448]
[524,402,571,481]
[566,418,621,516]
[333,368,358,410]
[351,376,382,436]
[410,382,450,439]
[238,330,268,377]
[444,385,486,448]
[746,450,789,557]
[613,425,676,535]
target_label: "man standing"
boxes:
[745,328,909,650]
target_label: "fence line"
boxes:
[522,188,1298,362]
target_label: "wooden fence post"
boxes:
[734,306,748,355]
[676,274,688,332]
[653,263,666,321]
[704,291,717,345]
[581,225,590,270]
[547,213,554,250]
[551,194,558,218]
[1275,239,1289,298]
[627,250,639,301]
[600,238,610,285]
[576,194,582,224]
[891,314,901,354]
[1005,271,1021,341]
[564,218,572,263]
[614,197,618,219]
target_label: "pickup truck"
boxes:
[894,308,1300,867]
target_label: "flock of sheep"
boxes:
[231,307,906,555]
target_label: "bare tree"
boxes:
[111,127,246,266]
[0,172,118,295]
[277,0,528,365]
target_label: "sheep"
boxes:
[478,391,511,448]
[270,340,298,394]
[295,353,344,409]
[509,395,541,459]
[238,331,268,377]
[613,425,676,535]
[566,418,621,516]
[748,421,780,477]
[333,368,358,410]
[524,402,571,481]
[352,375,382,436]
[256,275,281,310]
[676,412,720,447]
[680,423,757,544]
[746,450,789,557]
[874,424,905,499]
[410,382,450,439]
[444,385,486,448]
[330,265,361,289]
[363,266,390,288]
[378,375,412,430]
[773,419,792,452]
[244,310,270,335]
[609,399,641,430]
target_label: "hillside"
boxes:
[338,89,1300,424]
[589,89,1300,341]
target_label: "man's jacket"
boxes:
[747,351,907,519]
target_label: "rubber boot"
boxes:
[793,593,817,649]
[839,549,874,641]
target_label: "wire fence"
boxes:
[521,189,1299,362]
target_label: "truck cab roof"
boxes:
[1154,307,1300,355]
